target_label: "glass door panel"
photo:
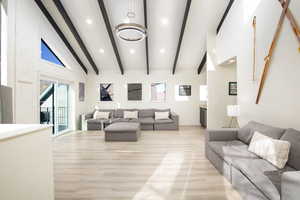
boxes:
[55,83,69,133]
[40,80,55,133]
[40,80,70,135]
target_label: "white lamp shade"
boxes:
[200,85,208,102]
[227,105,240,117]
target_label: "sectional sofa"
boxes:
[81,108,179,131]
[205,121,300,200]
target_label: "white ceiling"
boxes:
[41,0,229,75]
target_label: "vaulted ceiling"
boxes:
[38,0,230,75]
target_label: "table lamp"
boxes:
[227,105,240,128]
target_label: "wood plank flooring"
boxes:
[53,126,241,200]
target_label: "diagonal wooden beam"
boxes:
[53,0,99,75]
[97,0,124,75]
[34,0,88,74]
[278,0,300,47]
[217,0,235,34]
[256,0,290,104]
[197,52,207,74]
[172,0,192,75]
[143,0,150,75]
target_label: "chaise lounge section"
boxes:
[205,121,300,200]
[81,108,179,131]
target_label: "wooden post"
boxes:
[279,0,300,49]
[255,0,290,104]
[252,16,257,81]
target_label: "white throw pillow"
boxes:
[93,111,110,119]
[124,111,138,119]
[248,131,290,169]
[155,112,170,120]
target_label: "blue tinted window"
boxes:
[41,39,65,67]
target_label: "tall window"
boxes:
[1,2,8,86]
[41,39,65,67]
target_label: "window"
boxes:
[41,39,65,67]
[1,2,8,85]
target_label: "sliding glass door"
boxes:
[40,80,70,135]
[55,83,69,133]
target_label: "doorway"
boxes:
[40,80,70,135]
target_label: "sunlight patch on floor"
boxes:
[133,152,184,200]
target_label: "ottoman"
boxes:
[104,122,141,142]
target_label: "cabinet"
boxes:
[200,107,207,128]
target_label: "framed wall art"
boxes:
[179,85,191,96]
[128,83,142,101]
[151,83,166,102]
[100,83,113,101]
[79,82,85,102]
[229,82,237,96]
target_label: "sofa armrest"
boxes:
[84,113,93,120]
[206,129,238,142]
[281,171,300,200]
[81,114,87,131]
[170,112,179,122]
[81,113,93,131]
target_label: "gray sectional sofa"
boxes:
[205,121,300,200]
[81,108,179,131]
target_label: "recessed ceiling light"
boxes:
[99,48,105,54]
[85,18,93,25]
[161,18,169,25]
[160,48,165,54]
[129,49,135,54]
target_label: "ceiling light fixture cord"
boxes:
[127,0,136,19]
[115,0,147,42]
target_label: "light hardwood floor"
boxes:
[53,126,241,200]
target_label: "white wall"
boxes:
[7,0,88,129]
[207,32,237,129]
[86,69,206,126]
[216,0,300,129]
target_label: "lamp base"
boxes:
[227,117,239,128]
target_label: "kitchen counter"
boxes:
[0,124,54,200]
[0,124,52,140]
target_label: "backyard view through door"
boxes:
[40,80,70,135]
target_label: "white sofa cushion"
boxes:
[248,131,290,169]
[124,111,138,119]
[155,112,169,120]
[93,111,110,119]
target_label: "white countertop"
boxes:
[0,124,52,141]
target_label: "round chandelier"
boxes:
[115,0,147,42]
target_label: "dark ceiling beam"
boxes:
[53,0,99,75]
[143,0,150,75]
[196,0,234,75]
[97,0,124,74]
[216,0,235,34]
[34,0,88,74]
[172,0,192,75]
[197,52,206,74]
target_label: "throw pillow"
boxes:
[93,111,110,119]
[155,112,169,120]
[124,111,138,119]
[248,131,291,169]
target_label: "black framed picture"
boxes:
[179,85,191,96]
[128,83,142,101]
[79,82,85,102]
[229,82,237,96]
[100,83,113,101]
